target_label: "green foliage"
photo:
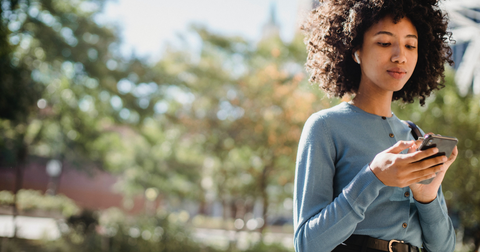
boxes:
[103,118,205,201]
[151,27,330,229]
[38,209,221,252]
[0,0,209,213]
[242,242,293,252]
[0,189,80,217]
[0,0,170,168]
[0,0,41,122]
[0,207,293,252]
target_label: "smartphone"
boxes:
[417,134,458,184]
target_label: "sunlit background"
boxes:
[1,0,480,251]
[98,0,299,62]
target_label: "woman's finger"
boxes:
[386,141,416,154]
[409,154,447,171]
[407,147,439,162]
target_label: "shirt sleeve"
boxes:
[415,187,456,252]
[414,127,456,251]
[293,115,386,252]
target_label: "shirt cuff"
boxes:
[414,197,445,224]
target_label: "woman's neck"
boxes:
[349,90,393,117]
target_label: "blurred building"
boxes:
[0,158,151,215]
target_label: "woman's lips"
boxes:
[387,68,407,79]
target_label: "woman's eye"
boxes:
[377,42,390,47]
[406,45,417,49]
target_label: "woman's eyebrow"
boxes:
[374,31,418,39]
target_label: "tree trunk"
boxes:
[474,228,480,252]
[259,165,270,235]
[12,139,27,238]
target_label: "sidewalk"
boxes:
[0,215,61,240]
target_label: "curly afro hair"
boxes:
[302,0,453,105]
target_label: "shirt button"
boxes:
[402,223,408,228]
[382,116,387,120]
[389,133,394,138]
[404,191,410,197]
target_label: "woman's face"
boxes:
[356,15,418,95]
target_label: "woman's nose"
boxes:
[391,44,406,64]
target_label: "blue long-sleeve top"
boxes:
[293,102,455,252]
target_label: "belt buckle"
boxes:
[388,239,404,252]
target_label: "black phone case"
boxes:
[417,135,458,184]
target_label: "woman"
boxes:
[294,0,458,251]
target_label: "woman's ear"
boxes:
[353,50,361,64]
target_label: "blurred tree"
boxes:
[0,0,209,222]
[392,69,480,250]
[0,0,176,217]
[1,0,40,227]
[152,26,330,232]
[0,0,113,180]
[0,1,39,122]
[100,115,206,211]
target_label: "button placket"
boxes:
[381,115,397,144]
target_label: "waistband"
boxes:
[344,235,420,252]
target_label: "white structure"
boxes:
[0,215,61,240]
[262,2,281,40]
[441,0,480,96]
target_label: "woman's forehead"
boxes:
[366,15,418,38]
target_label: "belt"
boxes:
[344,235,420,252]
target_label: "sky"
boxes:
[97,0,302,62]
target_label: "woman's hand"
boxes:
[408,139,458,203]
[369,140,447,188]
